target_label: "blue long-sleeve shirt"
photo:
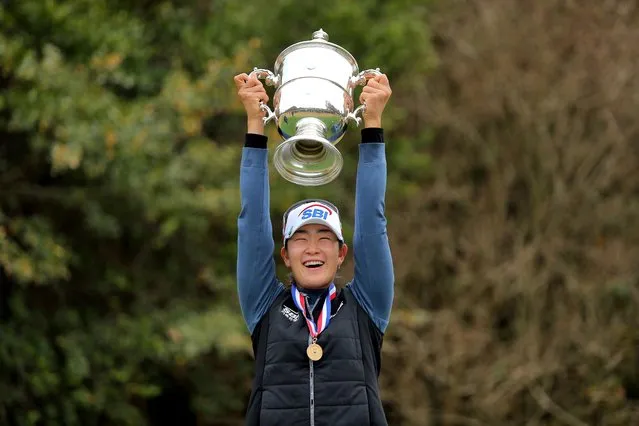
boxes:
[236,129,394,334]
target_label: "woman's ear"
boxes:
[280,246,291,267]
[337,243,348,266]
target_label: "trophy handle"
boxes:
[346,68,382,127]
[349,68,382,87]
[248,67,280,124]
[346,104,366,127]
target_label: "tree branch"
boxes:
[529,386,589,426]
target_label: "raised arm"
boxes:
[349,75,395,333]
[234,73,283,334]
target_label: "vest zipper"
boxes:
[308,333,315,426]
[304,294,316,426]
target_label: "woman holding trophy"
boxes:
[233,29,394,426]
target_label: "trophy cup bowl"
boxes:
[248,29,381,186]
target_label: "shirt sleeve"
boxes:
[237,134,284,334]
[349,128,395,333]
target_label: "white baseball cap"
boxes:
[282,199,344,243]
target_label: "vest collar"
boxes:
[283,285,346,318]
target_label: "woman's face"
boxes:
[281,224,348,289]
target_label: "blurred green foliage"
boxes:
[0,1,435,424]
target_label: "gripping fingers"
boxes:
[233,73,249,88]
[245,76,262,88]
[241,87,268,102]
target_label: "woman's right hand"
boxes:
[234,73,269,135]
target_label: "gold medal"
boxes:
[306,342,323,361]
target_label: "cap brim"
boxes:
[286,219,344,243]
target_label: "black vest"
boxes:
[245,286,388,426]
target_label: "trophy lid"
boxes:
[274,29,358,73]
[312,28,329,41]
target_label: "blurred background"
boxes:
[1,0,639,425]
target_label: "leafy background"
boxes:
[1,0,638,425]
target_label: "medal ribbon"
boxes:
[291,283,337,339]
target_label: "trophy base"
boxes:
[273,117,343,186]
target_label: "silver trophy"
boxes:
[249,29,381,186]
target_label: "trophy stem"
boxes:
[292,118,328,157]
[272,117,343,186]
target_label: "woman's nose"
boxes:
[304,239,320,253]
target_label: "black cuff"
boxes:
[361,128,384,143]
[244,133,268,149]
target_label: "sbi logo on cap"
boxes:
[300,206,331,221]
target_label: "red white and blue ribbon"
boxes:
[291,284,337,338]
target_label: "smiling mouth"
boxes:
[303,260,325,269]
